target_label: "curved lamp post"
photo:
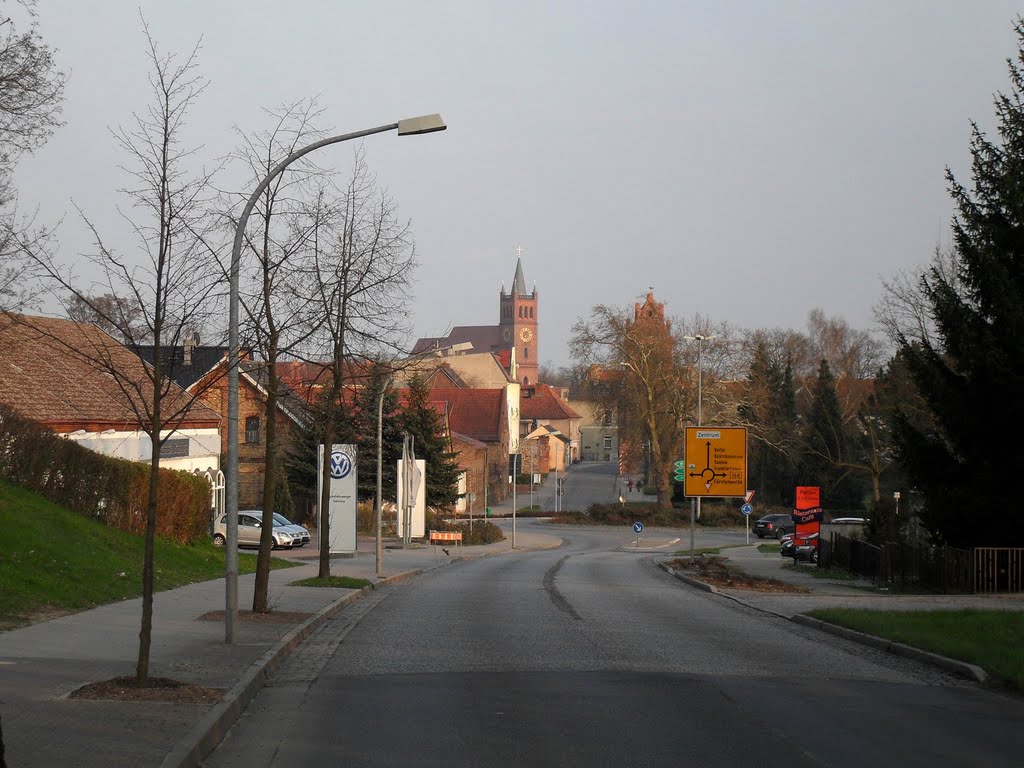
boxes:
[683,333,715,555]
[225,114,446,643]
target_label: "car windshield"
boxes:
[273,513,293,526]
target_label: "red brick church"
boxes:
[412,253,539,385]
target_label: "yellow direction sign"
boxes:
[683,427,747,498]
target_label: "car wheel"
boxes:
[775,528,784,540]
[812,549,819,564]
[213,534,225,547]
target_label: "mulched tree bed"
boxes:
[71,676,223,704]
[667,555,810,593]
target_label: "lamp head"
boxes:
[397,113,447,136]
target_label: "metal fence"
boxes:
[974,548,1024,594]
[822,533,985,594]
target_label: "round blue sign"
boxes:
[633,521,644,533]
[741,503,753,516]
[330,451,352,479]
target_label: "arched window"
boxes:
[530,306,534,319]
[523,345,528,359]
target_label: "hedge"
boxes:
[0,404,212,543]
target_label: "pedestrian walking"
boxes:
[627,479,634,493]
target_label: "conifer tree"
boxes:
[894,21,1024,547]
[400,375,462,508]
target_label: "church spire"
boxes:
[512,246,527,295]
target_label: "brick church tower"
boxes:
[499,253,538,385]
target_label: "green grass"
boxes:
[672,544,746,556]
[757,543,781,553]
[783,562,860,580]
[808,608,1024,689]
[292,575,372,589]
[0,478,296,626]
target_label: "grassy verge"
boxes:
[807,608,1024,689]
[672,544,746,556]
[757,543,781,553]
[0,479,296,627]
[783,562,860,580]
[292,575,373,589]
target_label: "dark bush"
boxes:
[0,404,212,543]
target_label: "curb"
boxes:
[790,614,988,684]
[160,568,423,768]
[656,560,989,686]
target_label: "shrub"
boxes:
[0,404,212,543]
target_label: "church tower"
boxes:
[499,251,538,385]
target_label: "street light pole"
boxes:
[225,114,445,643]
[683,333,715,554]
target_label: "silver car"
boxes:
[272,512,311,547]
[212,511,300,549]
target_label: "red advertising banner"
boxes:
[795,486,820,511]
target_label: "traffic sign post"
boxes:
[741,502,753,544]
[633,520,644,547]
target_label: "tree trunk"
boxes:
[253,356,279,613]
[136,429,159,685]
[318,395,335,580]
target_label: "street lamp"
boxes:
[224,114,446,643]
[683,333,715,551]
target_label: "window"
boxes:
[523,345,528,360]
[604,435,612,449]
[245,416,261,444]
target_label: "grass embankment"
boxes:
[293,575,373,589]
[808,608,1024,689]
[0,479,296,627]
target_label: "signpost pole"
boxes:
[690,498,695,557]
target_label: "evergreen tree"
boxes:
[351,370,403,504]
[894,21,1024,547]
[400,375,462,508]
[800,359,863,510]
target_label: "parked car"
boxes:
[793,535,821,564]
[781,531,818,559]
[212,511,302,549]
[753,513,794,539]
[272,512,311,547]
[827,517,867,525]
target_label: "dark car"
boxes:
[781,531,819,559]
[793,535,821,564]
[753,513,794,539]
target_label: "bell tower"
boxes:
[499,248,538,385]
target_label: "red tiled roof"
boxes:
[522,384,581,420]
[451,430,487,449]
[428,387,505,443]
[0,314,220,430]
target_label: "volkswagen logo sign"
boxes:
[330,451,352,479]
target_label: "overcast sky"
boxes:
[15,1,1024,368]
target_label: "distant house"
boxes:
[188,357,310,510]
[0,315,221,472]
[519,383,581,467]
[428,387,512,505]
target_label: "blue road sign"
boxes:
[741,503,753,516]
[633,521,644,533]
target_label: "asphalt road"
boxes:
[204,520,1024,767]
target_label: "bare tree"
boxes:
[301,151,416,578]
[0,0,64,318]
[874,243,962,348]
[229,99,329,612]
[26,25,220,685]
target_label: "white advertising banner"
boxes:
[396,458,426,539]
[317,443,357,553]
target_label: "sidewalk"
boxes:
[0,530,560,768]
[674,543,1024,617]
